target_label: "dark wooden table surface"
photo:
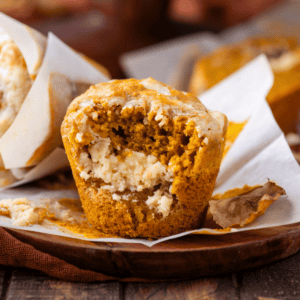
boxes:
[1,249,300,300]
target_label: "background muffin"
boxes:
[189,36,300,133]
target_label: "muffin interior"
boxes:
[69,101,205,219]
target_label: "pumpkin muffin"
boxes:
[188,36,300,133]
[61,78,227,238]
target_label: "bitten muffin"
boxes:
[188,36,300,133]
[61,78,227,238]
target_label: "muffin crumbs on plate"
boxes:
[0,197,111,239]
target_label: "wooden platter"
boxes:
[5,223,300,280]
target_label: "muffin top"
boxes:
[64,77,227,143]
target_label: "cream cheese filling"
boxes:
[79,136,174,194]
[146,189,173,218]
[78,136,174,217]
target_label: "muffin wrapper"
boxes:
[0,55,299,246]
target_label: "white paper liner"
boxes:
[1,148,70,191]
[0,56,299,247]
[0,32,109,172]
[199,55,281,187]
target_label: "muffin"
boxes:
[61,78,227,238]
[189,37,300,133]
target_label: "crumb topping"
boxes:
[140,78,171,95]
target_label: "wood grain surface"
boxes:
[4,269,122,300]
[5,222,300,280]
[124,275,239,300]
[1,254,300,300]
[240,251,300,300]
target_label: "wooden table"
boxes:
[1,249,300,300]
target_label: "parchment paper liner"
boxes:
[0,56,299,247]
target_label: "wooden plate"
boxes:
[5,223,300,280]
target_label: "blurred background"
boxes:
[0,0,283,78]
